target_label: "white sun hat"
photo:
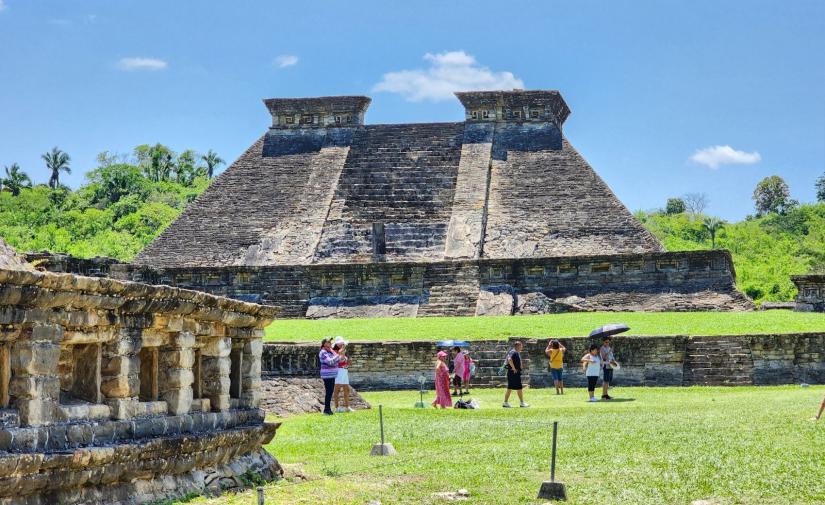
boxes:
[333,336,347,346]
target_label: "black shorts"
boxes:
[453,375,463,388]
[507,371,523,390]
[603,368,614,383]
[587,376,599,392]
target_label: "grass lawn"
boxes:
[180,386,825,505]
[265,311,825,343]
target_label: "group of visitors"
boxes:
[317,334,624,415]
[432,346,474,408]
[318,336,353,416]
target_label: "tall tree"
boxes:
[134,144,175,182]
[2,163,32,196]
[665,198,686,215]
[702,216,725,249]
[175,149,199,185]
[816,171,825,202]
[41,147,71,189]
[200,149,224,179]
[753,175,793,216]
[683,192,709,215]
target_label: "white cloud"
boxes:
[274,54,299,68]
[0,1,7,12]
[116,57,168,72]
[373,50,524,102]
[689,145,761,169]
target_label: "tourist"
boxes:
[503,341,529,408]
[600,336,619,400]
[815,394,825,421]
[451,346,465,396]
[332,337,352,413]
[545,339,566,395]
[461,349,474,395]
[319,338,342,415]
[432,351,452,408]
[581,344,602,402]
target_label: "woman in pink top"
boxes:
[432,351,452,408]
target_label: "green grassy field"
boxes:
[180,386,825,505]
[265,311,825,343]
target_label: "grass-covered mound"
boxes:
[180,386,825,504]
[265,311,825,343]
[638,204,825,304]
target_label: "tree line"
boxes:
[2,144,224,195]
[0,144,225,259]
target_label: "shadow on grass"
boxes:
[603,398,636,402]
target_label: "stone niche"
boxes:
[0,265,281,505]
[792,274,825,312]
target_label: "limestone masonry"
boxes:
[0,241,281,504]
[262,334,825,390]
[128,90,752,316]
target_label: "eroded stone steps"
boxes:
[683,337,755,386]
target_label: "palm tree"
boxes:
[42,147,71,189]
[702,216,725,249]
[2,164,33,196]
[200,150,225,179]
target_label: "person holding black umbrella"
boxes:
[600,336,619,400]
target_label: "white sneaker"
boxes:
[336,407,345,412]
[520,402,530,408]
[346,407,354,412]
[589,397,599,402]
[502,402,512,408]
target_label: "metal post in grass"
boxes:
[370,404,397,456]
[414,375,427,408]
[257,486,265,505]
[537,421,567,500]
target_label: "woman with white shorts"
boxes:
[332,336,353,412]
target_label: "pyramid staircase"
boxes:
[683,337,754,386]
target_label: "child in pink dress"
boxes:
[432,351,453,408]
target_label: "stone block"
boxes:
[30,324,64,344]
[171,332,196,349]
[9,376,60,401]
[162,388,193,416]
[105,398,139,420]
[16,399,62,426]
[11,342,61,375]
[202,337,232,358]
[243,339,263,358]
[101,375,139,399]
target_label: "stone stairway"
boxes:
[466,341,531,388]
[683,337,754,386]
[314,123,464,262]
[418,263,479,317]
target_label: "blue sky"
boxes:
[0,0,823,220]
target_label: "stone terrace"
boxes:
[0,243,282,504]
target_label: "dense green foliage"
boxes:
[638,203,825,303]
[266,311,825,342]
[0,145,217,260]
[179,386,825,505]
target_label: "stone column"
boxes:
[158,331,195,415]
[201,336,231,411]
[100,328,141,420]
[240,337,263,408]
[10,323,63,426]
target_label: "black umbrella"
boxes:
[588,323,630,339]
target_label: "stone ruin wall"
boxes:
[792,275,825,312]
[114,250,754,319]
[0,267,280,504]
[262,333,825,391]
